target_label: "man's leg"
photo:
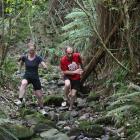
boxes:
[64,79,71,102]
[68,89,77,110]
[68,80,80,110]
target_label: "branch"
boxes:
[93,26,130,72]
[74,0,130,72]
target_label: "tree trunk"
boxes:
[81,2,124,83]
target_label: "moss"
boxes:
[109,135,121,140]
[94,116,115,125]
[87,92,100,102]
[24,112,55,126]
[59,112,71,120]
[3,124,34,139]
[79,121,105,138]
[44,95,63,106]
[67,128,81,136]
[31,138,42,140]
[0,127,15,140]
[33,122,55,133]
[19,108,36,118]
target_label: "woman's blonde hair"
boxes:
[27,42,36,49]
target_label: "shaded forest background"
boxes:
[0,0,140,139]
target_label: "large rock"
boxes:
[24,113,55,133]
[2,123,34,139]
[87,92,100,102]
[40,128,69,140]
[44,95,63,106]
[78,121,105,138]
[31,138,42,140]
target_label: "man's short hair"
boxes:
[65,46,73,53]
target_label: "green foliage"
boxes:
[106,83,140,138]
[78,121,104,138]
[106,67,128,87]
[3,124,34,139]
[44,95,63,106]
[61,0,97,50]
[113,67,128,82]
[87,91,100,101]
[0,126,18,140]
[0,57,18,89]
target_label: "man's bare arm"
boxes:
[63,68,83,75]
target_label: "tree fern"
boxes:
[106,83,140,138]
[133,132,140,140]
[65,8,87,19]
[108,91,140,110]
[111,92,128,98]
[107,105,138,116]
[0,126,19,140]
[118,92,140,100]
[107,98,131,110]
[61,0,97,49]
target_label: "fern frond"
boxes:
[133,132,140,140]
[0,126,19,140]
[61,0,97,50]
[0,119,13,125]
[62,19,89,31]
[65,9,87,19]
[111,92,128,98]
[68,28,93,39]
[107,105,138,116]
[118,92,140,100]
[107,98,131,110]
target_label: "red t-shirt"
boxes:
[60,53,82,80]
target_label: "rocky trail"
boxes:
[0,66,125,140]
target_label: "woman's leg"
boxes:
[19,79,28,99]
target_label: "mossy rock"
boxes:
[69,123,105,138]
[79,121,105,138]
[83,125,104,138]
[24,112,55,126]
[93,104,103,112]
[94,116,115,125]
[68,127,81,136]
[2,124,34,139]
[40,128,69,140]
[109,135,121,140]
[19,108,36,117]
[79,120,95,127]
[87,92,100,102]
[44,95,63,106]
[59,112,71,120]
[87,101,96,107]
[34,122,55,133]
[31,137,42,140]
